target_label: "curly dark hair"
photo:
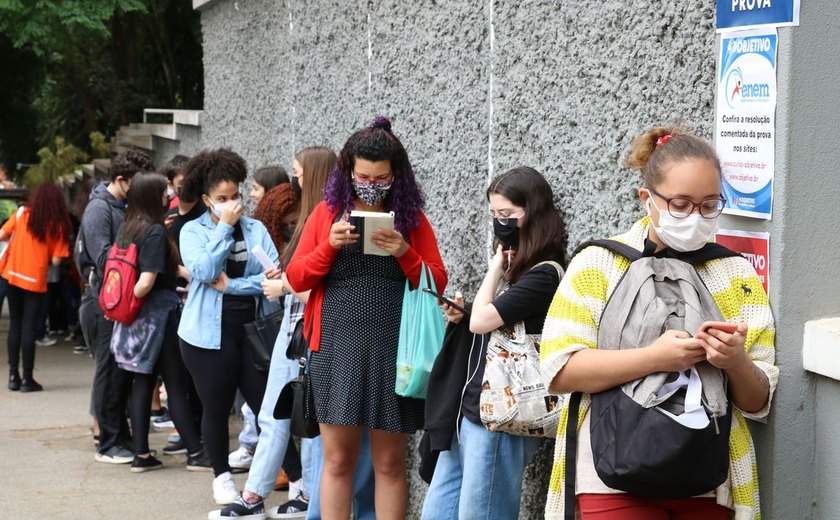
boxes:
[253,184,299,251]
[110,148,153,182]
[324,116,425,233]
[184,148,247,195]
[157,154,191,182]
[27,181,73,243]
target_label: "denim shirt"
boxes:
[177,212,280,349]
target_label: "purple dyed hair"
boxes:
[324,116,425,233]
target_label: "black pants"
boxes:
[79,291,132,453]
[156,308,203,453]
[181,318,268,476]
[6,284,42,376]
[284,437,302,481]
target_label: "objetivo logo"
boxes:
[724,66,770,109]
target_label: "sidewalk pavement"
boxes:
[0,319,267,520]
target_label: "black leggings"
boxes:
[128,308,204,455]
[7,284,42,376]
[157,309,203,454]
[181,318,268,476]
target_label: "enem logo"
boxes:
[725,67,770,109]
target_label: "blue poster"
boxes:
[717,0,800,32]
[715,29,778,220]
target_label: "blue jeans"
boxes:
[243,300,299,498]
[304,430,376,520]
[239,403,259,452]
[421,417,542,520]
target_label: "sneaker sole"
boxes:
[267,511,305,520]
[94,454,133,464]
[130,464,163,473]
[208,511,266,520]
[186,464,214,472]
[163,448,188,455]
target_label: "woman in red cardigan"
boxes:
[285,116,447,520]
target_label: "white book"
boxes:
[348,210,395,256]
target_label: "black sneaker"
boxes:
[130,454,163,473]
[19,378,43,392]
[208,495,265,520]
[267,494,308,519]
[186,449,213,472]
[163,438,188,455]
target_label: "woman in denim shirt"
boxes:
[177,148,280,506]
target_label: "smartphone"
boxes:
[422,288,469,315]
[696,321,738,337]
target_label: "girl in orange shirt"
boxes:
[1,182,72,392]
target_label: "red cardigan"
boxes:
[285,201,448,352]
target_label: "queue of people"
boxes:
[2,117,777,520]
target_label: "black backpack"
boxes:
[564,239,741,519]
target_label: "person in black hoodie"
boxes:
[76,148,153,464]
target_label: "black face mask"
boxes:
[291,176,302,200]
[493,218,519,249]
[281,226,295,243]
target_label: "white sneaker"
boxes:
[287,479,302,502]
[35,336,57,347]
[213,471,239,505]
[228,446,253,471]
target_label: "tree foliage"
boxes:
[0,0,203,172]
[22,136,89,189]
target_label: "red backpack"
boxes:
[98,242,145,324]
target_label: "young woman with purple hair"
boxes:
[285,117,447,519]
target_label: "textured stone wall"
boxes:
[191,2,808,519]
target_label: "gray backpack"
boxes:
[563,240,742,518]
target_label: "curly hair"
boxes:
[324,116,425,233]
[110,148,153,182]
[625,125,720,188]
[253,184,299,251]
[27,181,73,244]
[184,148,248,195]
[157,154,190,182]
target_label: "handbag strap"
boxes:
[564,391,582,520]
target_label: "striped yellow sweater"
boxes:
[540,218,778,520]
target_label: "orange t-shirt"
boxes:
[0,207,69,293]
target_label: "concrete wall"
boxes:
[182,1,840,518]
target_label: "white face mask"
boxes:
[208,199,232,219]
[646,196,719,252]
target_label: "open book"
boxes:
[348,210,395,256]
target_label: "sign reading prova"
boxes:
[717,0,800,32]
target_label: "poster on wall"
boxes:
[715,28,777,220]
[715,229,770,292]
[716,0,800,32]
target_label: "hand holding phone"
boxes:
[695,321,738,337]
[423,288,470,316]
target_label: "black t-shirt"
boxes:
[462,263,561,424]
[168,201,206,252]
[133,224,177,293]
[222,222,256,318]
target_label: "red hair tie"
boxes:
[656,135,672,147]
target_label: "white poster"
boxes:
[715,29,778,220]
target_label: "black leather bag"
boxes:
[244,300,284,371]
[274,355,320,438]
[285,317,307,360]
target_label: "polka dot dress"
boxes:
[308,247,425,433]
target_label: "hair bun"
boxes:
[369,115,392,133]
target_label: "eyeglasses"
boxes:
[489,212,524,226]
[647,188,725,219]
[352,173,393,188]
